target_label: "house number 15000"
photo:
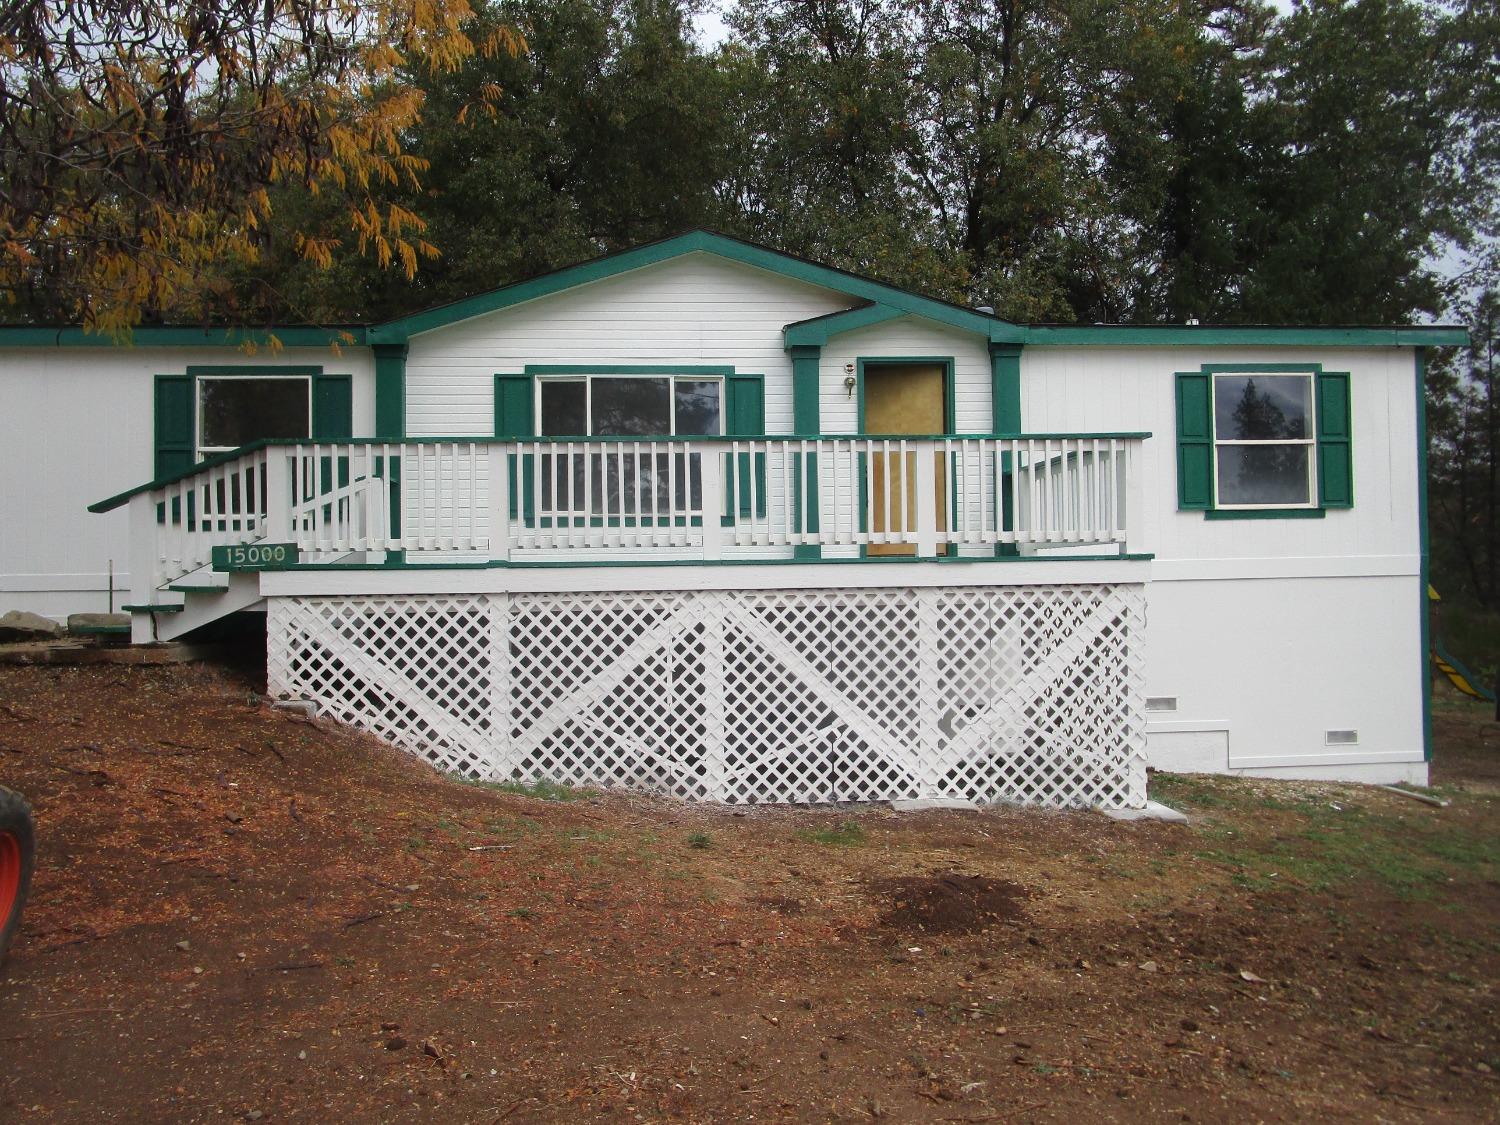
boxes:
[211,542,296,571]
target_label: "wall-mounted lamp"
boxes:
[843,375,857,398]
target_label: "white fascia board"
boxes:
[1151,555,1420,582]
[260,558,1152,598]
[1227,749,1425,769]
[1145,719,1232,734]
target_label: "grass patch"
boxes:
[687,832,711,849]
[451,773,593,802]
[1188,796,1500,899]
[801,820,867,847]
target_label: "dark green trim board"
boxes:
[1417,348,1432,762]
[988,344,1023,434]
[783,303,907,347]
[525,364,735,376]
[1023,325,1469,348]
[1203,508,1326,520]
[0,325,365,348]
[790,345,822,558]
[373,344,407,439]
[369,230,1027,344]
[990,344,1023,556]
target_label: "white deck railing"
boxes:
[118,434,1148,590]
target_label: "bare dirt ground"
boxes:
[0,656,1497,1122]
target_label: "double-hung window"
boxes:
[1176,364,1353,516]
[1211,373,1315,508]
[536,374,724,517]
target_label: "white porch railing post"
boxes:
[262,445,292,548]
[488,443,511,562]
[1123,441,1145,554]
[127,492,158,644]
[699,446,723,560]
[914,441,938,558]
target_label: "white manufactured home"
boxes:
[0,232,1466,807]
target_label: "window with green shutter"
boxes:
[1176,364,1352,517]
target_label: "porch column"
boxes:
[990,342,1023,558]
[373,342,407,563]
[790,344,822,560]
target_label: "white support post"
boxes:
[263,446,292,549]
[488,443,511,562]
[914,441,938,558]
[1122,441,1145,555]
[127,492,158,644]
[487,592,515,780]
[699,447,723,560]
[701,603,729,800]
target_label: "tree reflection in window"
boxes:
[1213,374,1314,507]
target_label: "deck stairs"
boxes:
[123,564,267,643]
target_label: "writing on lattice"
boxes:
[266,583,1147,809]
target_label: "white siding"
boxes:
[0,346,375,618]
[1021,344,1426,782]
[1019,345,1421,567]
[403,252,854,438]
[1144,573,1426,783]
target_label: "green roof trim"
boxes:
[784,304,907,346]
[368,230,1028,344]
[0,325,365,348]
[1023,324,1470,347]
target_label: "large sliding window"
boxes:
[535,374,724,516]
[538,376,722,438]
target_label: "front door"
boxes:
[863,362,948,556]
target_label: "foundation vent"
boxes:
[1145,696,1178,713]
[1325,729,1359,746]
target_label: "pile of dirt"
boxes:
[874,871,1028,933]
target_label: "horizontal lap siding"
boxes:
[1019,346,1419,566]
[404,253,853,439]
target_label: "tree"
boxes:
[0,0,523,334]
[222,0,730,323]
[1430,292,1500,608]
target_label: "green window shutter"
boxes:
[494,374,535,522]
[1175,372,1213,510]
[1316,371,1353,508]
[725,374,767,518]
[494,374,536,437]
[154,374,195,478]
[312,374,353,440]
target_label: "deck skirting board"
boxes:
[266,582,1148,809]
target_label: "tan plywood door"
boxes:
[864,363,947,556]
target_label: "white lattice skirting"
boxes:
[265,584,1148,809]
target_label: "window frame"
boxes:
[194,372,314,461]
[534,372,725,439]
[1209,369,1318,511]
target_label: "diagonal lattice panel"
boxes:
[266,582,1147,809]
